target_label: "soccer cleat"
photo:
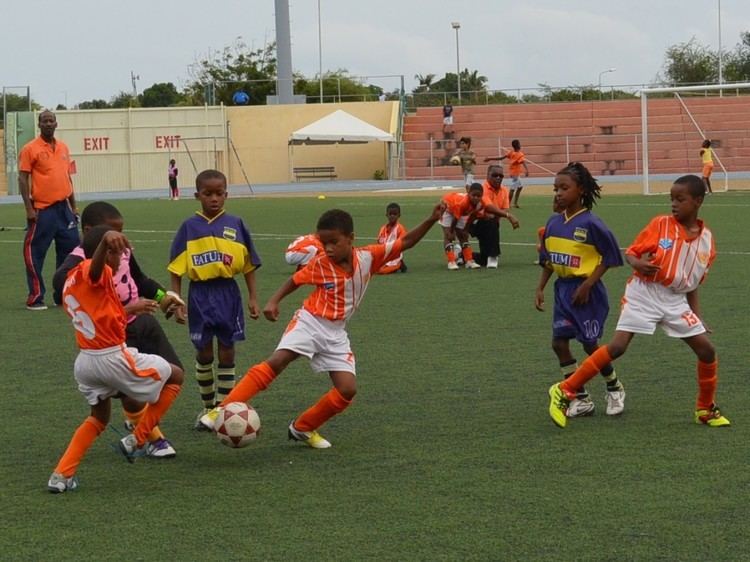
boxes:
[447,261,459,271]
[548,383,572,428]
[694,405,731,427]
[146,438,177,459]
[486,256,499,269]
[567,397,595,417]
[465,260,481,269]
[288,420,332,449]
[47,472,79,494]
[117,433,141,463]
[26,302,48,311]
[194,407,218,431]
[605,385,626,416]
[198,407,222,431]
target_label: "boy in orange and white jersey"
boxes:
[547,174,729,429]
[48,226,183,493]
[376,202,408,274]
[200,203,443,448]
[285,233,324,270]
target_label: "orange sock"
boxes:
[461,246,473,262]
[134,384,181,446]
[221,361,277,406]
[561,346,613,395]
[295,387,352,432]
[124,405,164,441]
[446,249,456,263]
[696,359,718,410]
[54,416,106,477]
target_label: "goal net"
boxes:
[639,82,750,194]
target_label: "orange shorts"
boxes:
[702,163,714,178]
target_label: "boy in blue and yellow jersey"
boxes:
[534,163,625,418]
[168,170,261,427]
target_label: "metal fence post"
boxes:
[565,135,570,163]
[429,138,434,179]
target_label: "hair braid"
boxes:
[558,162,601,210]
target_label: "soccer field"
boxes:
[1,191,749,561]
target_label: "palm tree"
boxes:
[413,73,436,93]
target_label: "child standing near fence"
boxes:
[699,140,714,194]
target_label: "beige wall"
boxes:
[226,101,399,184]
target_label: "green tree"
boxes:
[724,31,750,82]
[184,38,277,105]
[295,69,383,103]
[660,37,719,84]
[413,73,436,93]
[77,99,109,110]
[141,82,184,107]
[110,91,140,108]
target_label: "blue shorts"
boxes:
[552,278,609,345]
[188,278,245,350]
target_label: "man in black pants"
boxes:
[469,166,519,268]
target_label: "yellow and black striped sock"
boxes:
[216,364,236,405]
[195,361,215,408]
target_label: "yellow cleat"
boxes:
[548,383,571,428]
[288,421,332,449]
[694,405,731,427]
[199,407,222,431]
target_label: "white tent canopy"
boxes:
[289,110,394,145]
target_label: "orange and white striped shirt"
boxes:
[285,233,324,267]
[377,222,406,270]
[626,215,715,293]
[293,239,403,322]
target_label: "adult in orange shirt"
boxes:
[19,110,80,310]
[468,166,519,268]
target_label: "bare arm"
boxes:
[89,231,130,284]
[169,272,187,324]
[19,171,36,221]
[686,289,702,319]
[244,269,260,319]
[484,203,519,229]
[263,277,300,321]
[523,162,530,177]
[400,203,443,251]
[535,265,554,311]
[625,253,660,277]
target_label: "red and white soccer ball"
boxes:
[214,402,261,448]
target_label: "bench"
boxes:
[293,166,337,182]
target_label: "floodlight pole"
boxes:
[718,0,723,96]
[318,0,324,103]
[452,22,461,104]
[597,68,616,100]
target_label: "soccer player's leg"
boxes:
[290,370,355,449]
[49,399,110,493]
[683,333,729,427]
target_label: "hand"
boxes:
[631,258,661,276]
[430,202,446,221]
[247,300,260,320]
[263,301,280,321]
[483,157,491,162]
[173,306,187,324]
[524,172,529,178]
[126,298,159,316]
[26,207,38,222]
[102,230,131,253]
[535,288,545,311]
[507,214,520,229]
[571,283,592,306]
[159,291,185,314]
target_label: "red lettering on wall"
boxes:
[83,137,110,151]
[155,135,181,149]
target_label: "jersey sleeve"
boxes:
[167,221,189,276]
[367,239,404,272]
[18,144,34,173]
[238,220,262,274]
[625,217,661,258]
[588,217,624,267]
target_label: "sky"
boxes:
[3,0,749,108]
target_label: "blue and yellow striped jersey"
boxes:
[168,210,261,282]
[540,209,622,278]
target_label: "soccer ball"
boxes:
[450,155,461,166]
[214,402,261,448]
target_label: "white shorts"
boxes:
[463,172,475,186]
[74,345,172,406]
[509,175,523,190]
[443,116,453,125]
[616,277,706,338]
[277,309,356,375]
[439,211,469,230]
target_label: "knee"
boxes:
[169,364,185,385]
[607,342,626,360]
[551,339,568,357]
[697,341,716,363]
[338,384,356,401]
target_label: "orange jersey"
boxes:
[475,181,510,219]
[626,215,716,293]
[286,234,324,259]
[506,149,526,176]
[62,261,127,349]
[377,222,406,269]
[293,239,403,322]
[441,192,482,220]
[18,136,74,209]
